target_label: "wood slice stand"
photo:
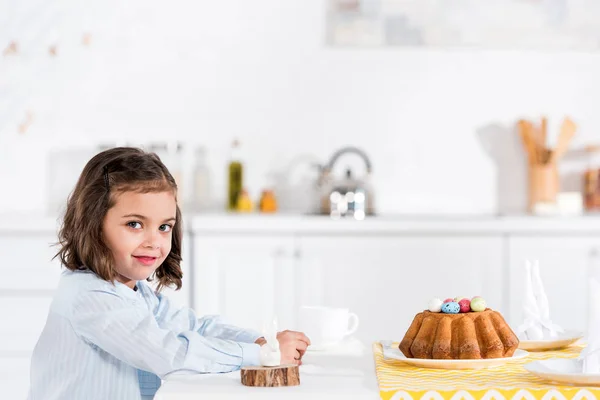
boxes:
[240,364,300,387]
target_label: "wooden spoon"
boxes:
[549,117,577,164]
[539,116,548,163]
[518,119,537,165]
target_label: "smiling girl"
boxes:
[28,147,309,400]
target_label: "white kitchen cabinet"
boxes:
[296,235,505,344]
[0,356,31,399]
[507,236,600,333]
[0,233,63,291]
[0,296,53,353]
[0,297,48,400]
[0,233,58,399]
[191,233,505,344]
[192,234,297,332]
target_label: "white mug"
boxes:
[298,306,359,348]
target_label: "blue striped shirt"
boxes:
[28,269,262,400]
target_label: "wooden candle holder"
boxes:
[241,364,300,387]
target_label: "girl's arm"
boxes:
[196,314,263,343]
[153,291,263,344]
[70,289,261,378]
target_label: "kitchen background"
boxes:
[2,0,600,216]
[4,0,600,398]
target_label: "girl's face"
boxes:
[102,190,177,289]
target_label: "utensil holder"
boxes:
[528,163,559,210]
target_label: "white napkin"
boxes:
[531,260,564,338]
[579,278,600,373]
[517,260,563,340]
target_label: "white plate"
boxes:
[524,358,600,386]
[518,331,584,351]
[382,346,529,370]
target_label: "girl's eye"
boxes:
[127,221,142,229]
[159,224,172,233]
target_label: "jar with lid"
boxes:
[583,145,600,212]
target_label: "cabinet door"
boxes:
[0,235,57,369]
[192,235,296,332]
[0,356,31,400]
[0,234,62,292]
[0,296,53,353]
[508,236,600,332]
[296,235,504,344]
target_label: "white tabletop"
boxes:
[154,341,380,400]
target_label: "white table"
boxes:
[155,341,380,399]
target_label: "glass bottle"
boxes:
[167,142,183,192]
[227,140,243,211]
[149,142,183,198]
[193,146,211,212]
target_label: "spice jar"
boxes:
[259,189,278,213]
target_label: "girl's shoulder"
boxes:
[56,270,159,313]
[57,269,137,307]
[51,269,121,318]
[60,269,117,293]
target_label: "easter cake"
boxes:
[399,296,519,360]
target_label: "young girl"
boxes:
[28,147,310,400]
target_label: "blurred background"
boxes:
[2,0,600,215]
[3,0,600,397]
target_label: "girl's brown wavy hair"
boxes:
[55,147,183,291]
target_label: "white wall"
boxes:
[1,0,600,215]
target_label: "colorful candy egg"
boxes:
[428,298,443,312]
[458,298,471,313]
[443,298,454,303]
[454,296,467,302]
[441,301,460,314]
[470,297,487,312]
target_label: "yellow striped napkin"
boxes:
[373,343,599,400]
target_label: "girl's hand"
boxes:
[277,330,311,365]
[255,330,311,365]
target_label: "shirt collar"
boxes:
[113,279,141,300]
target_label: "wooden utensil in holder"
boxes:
[241,364,300,387]
[518,117,577,211]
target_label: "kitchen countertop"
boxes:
[3,212,600,235]
[155,343,379,400]
[188,213,600,234]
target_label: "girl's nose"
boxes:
[143,241,159,249]
[143,231,160,249]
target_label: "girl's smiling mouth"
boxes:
[132,255,158,266]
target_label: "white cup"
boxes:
[298,306,359,348]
